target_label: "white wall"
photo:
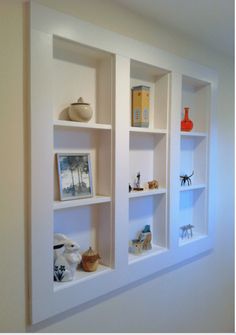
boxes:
[0,0,234,332]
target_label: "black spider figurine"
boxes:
[180,224,194,239]
[180,171,194,186]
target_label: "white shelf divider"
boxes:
[180,131,208,137]
[179,183,206,192]
[53,195,111,210]
[54,264,112,291]
[179,233,208,246]
[129,188,166,198]
[54,120,112,130]
[130,126,167,134]
[128,244,167,264]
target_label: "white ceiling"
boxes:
[113,0,234,57]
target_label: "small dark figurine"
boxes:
[136,172,141,188]
[129,184,132,192]
[180,224,194,239]
[133,171,143,191]
[180,171,194,186]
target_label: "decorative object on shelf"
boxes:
[133,171,144,191]
[129,183,132,192]
[131,85,150,127]
[181,107,193,131]
[180,224,194,239]
[54,233,82,282]
[57,153,93,201]
[68,97,93,122]
[180,171,194,186]
[81,246,101,272]
[139,225,152,250]
[129,239,143,254]
[148,179,159,189]
[129,225,152,254]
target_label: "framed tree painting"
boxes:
[57,153,93,201]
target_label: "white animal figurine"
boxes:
[54,233,82,282]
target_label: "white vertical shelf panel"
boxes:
[206,83,216,242]
[30,29,54,322]
[113,55,130,269]
[169,72,182,249]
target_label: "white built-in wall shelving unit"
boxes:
[30,2,217,324]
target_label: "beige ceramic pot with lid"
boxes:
[81,246,100,272]
[68,97,93,122]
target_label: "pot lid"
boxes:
[82,246,99,257]
[71,97,90,105]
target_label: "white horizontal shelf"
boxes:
[128,244,167,264]
[54,119,112,130]
[54,264,112,291]
[181,131,208,137]
[129,188,166,198]
[179,184,207,192]
[179,232,208,246]
[130,126,167,134]
[53,195,111,210]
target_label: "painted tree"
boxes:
[60,156,78,195]
[74,155,89,192]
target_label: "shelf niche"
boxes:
[180,135,207,187]
[182,75,211,133]
[53,202,113,287]
[129,194,167,263]
[52,36,114,125]
[179,188,208,246]
[130,59,170,130]
[54,127,112,201]
[129,132,167,190]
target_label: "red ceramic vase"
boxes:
[181,107,193,131]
